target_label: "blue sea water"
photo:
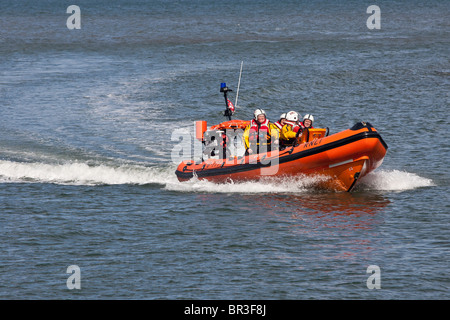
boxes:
[0,0,449,300]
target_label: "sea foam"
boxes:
[0,160,434,192]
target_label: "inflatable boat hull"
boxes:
[175,122,387,192]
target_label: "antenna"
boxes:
[234,61,243,108]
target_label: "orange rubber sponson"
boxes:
[210,119,250,130]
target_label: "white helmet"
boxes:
[254,109,266,119]
[279,113,287,120]
[285,111,299,122]
[303,114,314,123]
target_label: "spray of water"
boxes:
[0,160,435,193]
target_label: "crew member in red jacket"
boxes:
[243,109,279,155]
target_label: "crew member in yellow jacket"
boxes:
[243,109,279,155]
[280,111,304,147]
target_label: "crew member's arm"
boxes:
[242,125,251,150]
[269,123,280,145]
[281,125,297,140]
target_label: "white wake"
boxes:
[0,160,435,193]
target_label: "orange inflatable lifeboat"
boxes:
[175,120,388,192]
